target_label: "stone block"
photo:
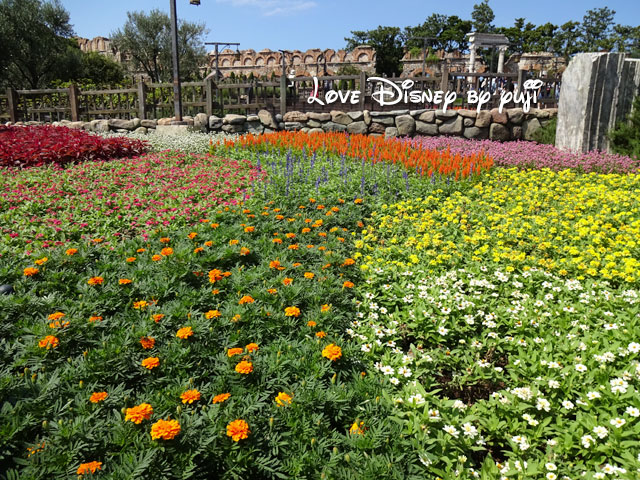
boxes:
[511,126,523,140]
[435,109,457,119]
[108,118,134,130]
[194,113,209,130]
[490,108,508,125]
[463,126,489,139]
[463,118,474,127]
[209,116,223,130]
[134,127,148,134]
[284,122,304,131]
[418,111,435,123]
[371,116,394,126]
[91,120,109,133]
[475,111,492,127]
[283,111,308,122]
[347,121,368,134]
[438,117,463,135]
[458,109,477,118]
[385,127,398,138]
[258,110,277,129]
[141,119,157,129]
[368,122,386,134]
[307,112,331,121]
[307,119,322,128]
[222,124,244,134]
[330,110,352,125]
[223,114,246,125]
[522,118,541,140]
[363,110,371,125]
[347,111,364,121]
[507,108,524,125]
[409,109,427,117]
[323,121,347,132]
[416,121,438,136]
[245,121,264,134]
[309,128,325,134]
[395,115,416,136]
[489,123,511,141]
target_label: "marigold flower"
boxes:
[244,226,255,233]
[226,419,250,441]
[285,233,296,239]
[194,247,204,254]
[238,295,255,305]
[288,244,299,250]
[322,344,342,361]
[343,281,354,288]
[119,278,132,285]
[48,312,65,321]
[212,393,231,404]
[284,306,301,317]
[35,257,48,265]
[208,269,225,283]
[275,392,293,406]
[239,247,250,256]
[302,227,311,233]
[246,343,259,353]
[24,267,39,276]
[342,258,356,266]
[142,357,160,370]
[210,223,220,228]
[151,418,181,440]
[229,239,239,245]
[133,300,148,310]
[272,238,283,244]
[160,247,173,256]
[235,360,253,374]
[89,315,103,323]
[269,260,285,270]
[90,392,108,403]
[66,248,78,256]
[205,310,221,319]
[307,320,317,327]
[180,389,201,404]
[283,277,293,286]
[125,403,153,424]
[176,327,193,339]
[88,276,104,286]
[188,232,198,239]
[126,257,136,262]
[232,314,241,322]
[91,238,103,244]
[151,255,162,261]
[140,337,155,349]
[77,461,102,475]
[292,262,302,267]
[204,241,213,247]
[349,421,365,435]
[321,304,331,312]
[160,237,171,244]
[275,215,285,220]
[212,288,220,295]
[304,272,315,279]
[152,314,164,322]
[49,320,70,329]
[316,331,327,338]
[137,248,146,253]
[38,335,59,350]
[354,198,363,204]
[227,347,244,357]
[267,288,277,295]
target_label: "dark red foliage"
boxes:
[0,125,148,168]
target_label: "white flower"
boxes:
[443,425,459,437]
[625,406,640,417]
[452,400,467,410]
[593,473,605,479]
[536,398,551,412]
[548,380,560,389]
[628,342,640,353]
[581,434,595,448]
[461,423,478,438]
[609,417,626,428]
[389,377,400,385]
[360,343,372,353]
[428,409,440,420]
[380,365,395,375]
[610,378,629,394]
[593,426,608,439]
[562,400,574,410]
[575,363,587,373]
[546,473,557,480]
[398,367,412,378]
[438,326,449,336]
[587,391,601,400]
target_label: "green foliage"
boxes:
[581,7,616,52]
[344,26,404,77]
[110,9,208,83]
[609,94,640,159]
[531,117,557,145]
[404,14,472,53]
[471,0,495,33]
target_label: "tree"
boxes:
[551,21,582,58]
[110,9,208,83]
[404,14,472,53]
[345,26,404,76]
[581,7,616,52]
[0,0,74,88]
[471,0,495,33]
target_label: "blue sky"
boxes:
[61,0,639,52]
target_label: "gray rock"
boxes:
[246,115,260,122]
[458,109,478,118]
[134,127,148,134]
[522,118,542,140]
[368,122,386,134]
[258,110,277,129]
[131,117,142,129]
[363,110,371,125]
[347,121,368,134]
[463,126,489,139]
[309,128,325,134]
[347,111,364,121]
[245,121,264,134]
[323,121,347,132]
[385,127,398,138]
[463,118,475,127]
[108,118,135,130]
[395,115,416,136]
[141,119,157,128]
[418,111,435,123]
[275,114,283,122]
[283,111,308,122]
[223,114,246,125]
[301,127,310,133]
[475,111,492,127]
[409,109,427,117]
[507,108,524,125]
[222,124,244,133]
[277,122,285,130]
[0,284,14,295]
[371,116,394,126]
[284,122,304,131]
[490,108,508,125]
[388,109,409,116]
[438,117,463,135]
[209,115,223,130]
[331,110,352,125]
[91,120,110,132]
[416,121,438,136]
[194,113,209,129]
[307,119,322,128]
[435,109,457,119]
[490,123,511,141]
[82,122,92,131]
[157,117,174,126]
[116,129,129,133]
[511,126,523,140]
[531,108,551,119]
[307,112,331,121]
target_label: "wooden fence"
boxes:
[2,71,560,123]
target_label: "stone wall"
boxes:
[18,108,556,141]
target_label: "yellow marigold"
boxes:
[140,337,155,349]
[269,260,284,270]
[125,403,153,424]
[133,300,148,310]
[304,272,315,279]
[267,288,277,295]
[322,344,342,361]
[38,335,59,350]
[24,267,39,276]
[349,421,365,435]
[244,226,255,233]
[48,312,65,321]
[284,306,301,317]
[152,314,164,323]
[88,315,103,323]
[238,295,255,305]
[292,262,302,267]
[285,233,296,239]
[160,237,170,244]
[141,357,160,370]
[35,257,48,265]
[126,256,136,262]
[180,389,201,404]
[119,278,132,285]
[343,281,354,288]
[232,314,241,322]
[212,393,231,404]
[161,247,173,256]
[342,258,356,266]
[229,239,239,245]
[302,227,311,233]
[283,277,293,286]
[66,248,78,256]
[188,232,198,239]
[77,461,102,475]
[204,241,213,247]
[226,419,250,441]
[239,247,250,256]
[235,360,253,374]
[87,276,104,286]
[246,343,259,353]
[275,392,293,407]
[316,331,327,338]
[90,392,108,403]
[49,320,69,329]
[176,327,193,339]
[288,244,299,250]
[272,238,283,244]
[205,310,222,319]
[354,198,363,204]
[151,254,162,261]
[321,304,331,313]
[210,222,220,228]
[150,418,181,440]
[307,320,317,327]
[227,347,243,357]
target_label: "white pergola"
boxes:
[466,32,510,74]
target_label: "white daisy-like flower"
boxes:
[625,406,640,417]
[360,343,372,353]
[389,377,400,385]
[593,426,608,439]
[407,393,425,405]
[587,391,601,400]
[581,434,595,448]
[443,425,459,437]
[428,409,440,420]
[562,400,574,410]
[546,473,557,480]
[609,417,626,428]
[380,365,395,375]
[398,367,412,378]
[575,363,587,373]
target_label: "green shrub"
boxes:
[531,117,557,145]
[609,94,640,159]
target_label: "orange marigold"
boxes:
[180,389,201,404]
[133,300,148,310]
[349,421,365,435]
[140,337,155,349]
[272,238,283,244]
[212,393,231,404]
[227,347,243,357]
[321,304,331,313]
[125,403,153,424]
[152,313,164,322]
[275,392,293,407]
[194,247,204,254]
[282,277,293,286]
[354,198,363,204]
[160,237,171,244]
[226,419,250,441]
[137,248,146,253]
[307,320,317,327]
[322,344,342,361]
[24,267,39,276]
[292,262,302,267]
[246,343,259,353]
[151,254,162,261]
[90,392,108,403]
[239,247,250,256]
[119,278,132,285]
[244,226,255,233]
[188,232,198,239]
[89,315,103,323]
[77,461,102,475]
[87,276,104,286]
[269,260,285,270]
[208,269,224,283]
[235,360,253,374]
[126,257,136,263]
[232,314,241,322]
[210,223,220,228]
[38,335,59,350]
[304,272,315,279]
[238,295,255,305]
[150,418,181,440]
[229,239,239,245]
[267,288,277,295]
[316,331,327,338]
[66,248,78,256]
[160,247,173,256]
[342,258,356,266]
[48,312,65,321]
[176,327,193,339]
[49,320,70,329]
[141,357,160,370]
[343,281,354,288]
[35,257,48,265]
[288,244,299,250]
[205,310,222,319]
[302,227,311,233]
[284,306,301,317]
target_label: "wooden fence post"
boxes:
[517,68,524,94]
[205,77,213,117]
[6,88,19,123]
[137,80,147,120]
[359,71,366,111]
[279,74,287,116]
[68,84,80,121]
[440,63,449,93]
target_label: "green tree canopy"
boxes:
[471,0,495,33]
[110,9,208,83]
[345,26,404,76]
[581,7,616,52]
[404,14,472,53]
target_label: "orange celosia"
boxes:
[235,361,253,374]
[90,392,108,403]
[227,347,243,357]
[205,310,222,319]
[66,248,78,256]
[140,337,155,349]
[141,357,160,370]
[77,461,102,475]
[176,327,193,339]
[284,306,301,317]
[322,344,342,361]
[180,389,201,404]
[24,267,39,276]
[48,312,65,321]
[226,419,250,441]
[87,276,104,286]
[238,295,255,305]
[275,392,293,407]
[150,419,181,440]
[212,393,231,404]
[38,335,59,350]
[125,403,153,424]
[161,247,173,256]
[35,257,48,265]
[246,343,259,353]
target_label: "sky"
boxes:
[61,0,640,53]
